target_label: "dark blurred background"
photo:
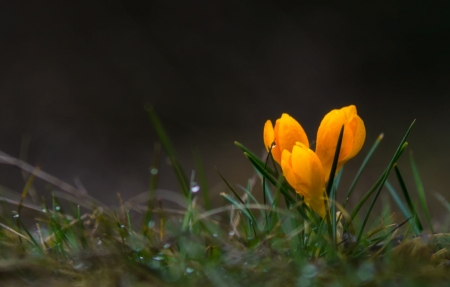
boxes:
[1,1,449,220]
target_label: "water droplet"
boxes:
[147,221,155,228]
[97,239,102,245]
[163,243,171,249]
[190,182,200,193]
[185,267,195,274]
[212,233,218,237]
[41,208,47,213]
[13,214,19,218]
[55,206,61,211]
[153,255,164,261]
[271,142,276,148]
[150,168,158,175]
[228,231,235,236]
[139,256,144,260]
[120,225,125,229]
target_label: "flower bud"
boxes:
[264,113,309,165]
[281,142,327,218]
[316,105,366,182]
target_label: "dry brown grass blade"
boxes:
[0,151,106,209]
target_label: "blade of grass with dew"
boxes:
[393,165,423,234]
[410,151,434,233]
[181,170,201,233]
[343,133,384,208]
[146,105,190,197]
[356,120,415,242]
[194,150,210,211]
[144,142,162,232]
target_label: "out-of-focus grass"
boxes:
[0,110,450,286]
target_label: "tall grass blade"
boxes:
[343,133,384,208]
[235,142,276,177]
[216,168,259,231]
[194,150,210,210]
[146,106,190,197]
[410,152,434,233]
[244,153,295,205]
[144,142,161,232]
[385,180,413,227]
[326,125,344,197]
[393,166,423,234]
[17,167,39,216]
[356,120,415,242]
[221,193,258,235]
[324,125,344,251]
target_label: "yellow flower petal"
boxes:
[263,120,274,151]
[264,113,308,165]
[278,114,309,152]
[281,143,327,218]
[316,105,366,182]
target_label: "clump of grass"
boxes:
[0,108,450,286]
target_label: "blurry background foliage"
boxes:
[0,1,449,222]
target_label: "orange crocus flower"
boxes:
[281,142,327,218]
[263,113,309,165]
[315,105,366,182]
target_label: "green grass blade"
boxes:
[237,183,264,218]
[326,125,344,197]
[221,193,257,233]
[194,150,210,211]
[235,142,276,177]
[244,153,309,220]
[385,180,412,222]
[144,142,161,232]
[244,153,295,205]
[216,168,260,231]
[330,184,337,249]
[17,219,43,253]
[324,125,344,251]
[410,152,434,233]
[334,167,344,191]
[146,106,190,197]
[393,165,423,234]
[343,133,384,208]
[346,175,383,230]
[356,120,415,242]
